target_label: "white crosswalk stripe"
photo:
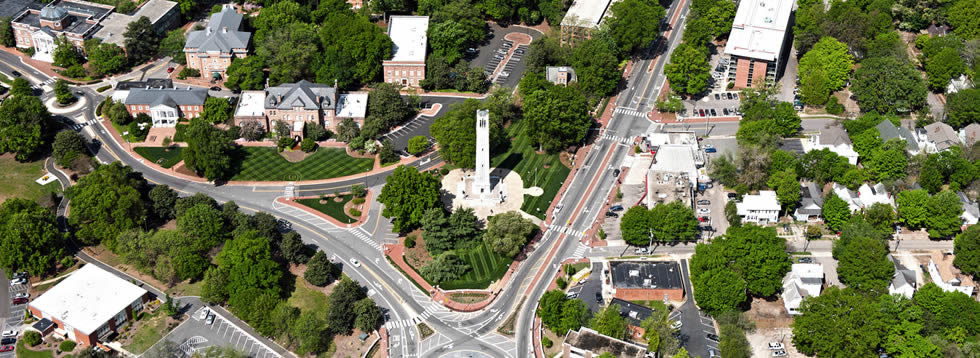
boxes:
[570,244,588,258]
[614,107,647,118]
[40,78,56,86]
[349,227,382,251]
[599,134,633,144]
[546,224,584,238]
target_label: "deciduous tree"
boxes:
[664,43,711,96]
[589,304,627,339]
[523,85,591,153]
[123,16,161,65]
[304,250,338,286]
[182,119,236,181]
[836,235,894,293]
[484,211,537,257]
[52,130,86,167]
[0,199,67,277]
[604,0,665,54]
[955,224,980,277]
[66,162,147,247]
[378,166,443,232]
[821,193,851,232]
[852,56,927,114]
[0,94,50,161]
[792,287,888,357]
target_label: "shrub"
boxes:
[277,136,295,151]
[59,340,76,352]
[351,184,367,198]
[300,137,317,153]
[440,168,450,175]
[63,64,87,79]
[352,198,365,205]
[24,331,41,346]
[826,96,844,115]
[556,276,567,289]
[407,135,429,155]
[177,67,200,80]
[349,208,362,217]
[96,85,111,93]
[542,337,553,348]
[405,235,416,248]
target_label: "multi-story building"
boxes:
[723,0,793,89]
[183,5,250,80]
[233,80,368,137]
[124,87,208,127]
[383,15,429,88]
[93,0,179,48]
[736,190,781,224]
[28,264,152,347]
[559,0,619,46]
[546,66,577,86]
[12,0,114,60]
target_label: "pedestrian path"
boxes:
[599,134,633,144]
[546,223,586,238]
[350,227,383,251]
[614,107,647,118]
[569,243,589,259]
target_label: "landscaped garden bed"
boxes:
[134,147,184,168]
[296,195,358,224]
[229,147,374,181]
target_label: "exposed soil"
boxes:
[403,229,432,270]
[447,292,490,304]
[279,149,310,163]
[744,297,794,330]
[332,329,378,358]
[287,264,338,298]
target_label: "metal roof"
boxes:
[124,87,208,107]
[184,5,249,53]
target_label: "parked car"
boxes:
[727,92,734,100]
[710,108,717,116]
[1,338,15,346]
[10,278,26,285]
[206,313,215,325]
[466,48,477,54]
[349,258,361,268]
[515,49,525,54]
[0,330,16,338]
[209,86,221,91]
[714,93,721,100]
[500,71,510,78]
[635,248,649,254]
[768,342,785,350]
[697,200,710,206]
[13,272,27,279]
[502,42,512,47]
[708,349,720,358]
[727,192,738,200]
[609,205,624,212]
[670,320,682,329]
[13,293,28,299]
[706,333,720,342]
[12,298,27,305]
[0,345,13,352]
[167,67,175,73]
[565,292,578,299]
[613,168,621,177]
[705,147,716,153]
[493,54,504,60]
[723,108,730,115]
[595,292,603,303]
[697,208,710,214]
[698,109,705,117]
[798,257,814,264]
[772,350,787,357]
[604,211,619,218]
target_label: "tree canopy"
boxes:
[0,199,67,277]
[0,94,51,161]
[123,16,161,65]
[431,99,504,168]
[378,166,443,232]
[851,56,927,114]
[523,85,592,153]
[955,224,980,277]
[664,43,711,96]
[484,211,537,257]
[66,162,147,248]
[604,0,665,54]
[182,119,236,181]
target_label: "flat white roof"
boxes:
[723,0,793,62]
[560,0,618,28]
[336,93,368,118]
[650,146,697,180]
[737,190,781,211]
[387,16,429,62]
[29,264,147,335]
[234,90,266,117]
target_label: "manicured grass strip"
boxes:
[490,118,571,220]
[229,147,374,181]
[0,156,62,203]
[133,147,183,168]
[296,195,356,224]
[16,340,53,358]
[440,243,510,290]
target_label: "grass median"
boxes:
[229,147,374,181]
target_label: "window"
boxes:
[114,310,126,327]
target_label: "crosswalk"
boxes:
[69,117,99,131]
[283,182,295,199]
[614,107,647,118]
[385,303,445,329]
[39,77,56,86]
[599,134,633,144]
[546,223,586,238]
[350,227,383,251]
[570,243,589,258]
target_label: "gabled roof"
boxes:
[876,120,919,152]
[963,123,980,146]
[124,87,208,107]
[888,255,916,290]
[265,80,337,111]
[958,191,980,219]
[818,123,851,146]
[924,122,960,151]
[796,182,823,216]
[184,5,250,53]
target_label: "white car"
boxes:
[670,320,682,329]
[772,350,787,357]
[768,342,785,350]
[500,71,510,78]
[349,258,361,268]
[697,208,711,214]
[9,278,26,285]
[0,330,16,338]
[13,293,28,299]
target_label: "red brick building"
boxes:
[123,87,208,127]
[608,260,684,302]
[383,16,428,88]
[28,264,151,347]
[722,0,793,89]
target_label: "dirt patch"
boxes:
[332,328,378,358]
[279,149,310,163]
[542,327,562,357]
[82,245,198,296]
[287,264,338,298]
[558,151,576,169]
[403,229,432,269]
[744,297,793,330]
[343,198,366,217]
[174,163,199,178]
[447,292,490,304]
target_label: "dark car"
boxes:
[604,211,618,218]
[210,86,221,91]
[595,292,603,303]
[613,168,621,177]
[0,338,15,345]
[798,257,814,263]
[609,205,624,212]
[710,108,717,116]
[727,92,734,100]
[714,93,720,100]
[705,147,717,153]
[13,272,27,279]
[707,333,720,342]
[723,108,730,115]
[12,298,27,305]
[697,200,710,206]
[11,71,20,77]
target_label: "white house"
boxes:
[948,74,973,94]
[888,256,917,299]
[927,256,974,296]
[736,191,781,224]
[803,123,859,164]
[782,263,824,315]
[832,183,862,213]
[958,191,979,226]
[916,122,960,153]
[793,182,823,222]
[832,183,893,213]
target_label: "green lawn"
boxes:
[123,311,168,354]
[229,147,374,181]
[16,341,53,358]
[296,195,356,224]
[440,243,510,290]
[0,155,62,203]
[134,147,183,168]
[491,119,572,220]
[286,275,330,319]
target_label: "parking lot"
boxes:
[1,272,29,358]
[147,306,281,358]
[380,97,465,151]
[469,24,538,88]
[566,262,604,312]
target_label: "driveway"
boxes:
[677,260,716,358]
[567,262,604,313]
[2,270,28,358]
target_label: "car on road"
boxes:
[12,298,27,305]
[13,293,28,299]
[167,67,175,73]
[466,48,477,54]
[350,258,361,268]
[595,292,603,304]
[0,345,13,352]
[772,350,787,357]
[1,331,16,338]
[768,342,785,350]
[604,211,618,218]
[209,86,221,91]
[10,277,26,285]
[697,200,710,206]
[609,205,624,212]
[706,333,720,342]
